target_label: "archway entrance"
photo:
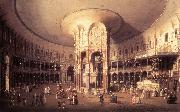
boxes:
[67,65,75,83]
[90,51,103,89]
[142,71,147,80]
[112,73,117,82]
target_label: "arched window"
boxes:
[69,54,73,59]
[131,47,133,53]
[136,46,139,51]
[113,51,116,56]
[165,33,168,42]
[125,49,128,54]
[175,28,178,35]
[119,50,121,55]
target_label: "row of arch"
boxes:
[110,71,149,85]
[11,72,61,87]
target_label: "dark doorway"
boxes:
[67,65,74,83]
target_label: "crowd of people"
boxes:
[4,85,47,109]
[54,84,79,110]
[119,81,178,104]
[1,75,178,112]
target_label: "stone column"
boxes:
[5,55,10,91]
[43,74,45,84]
[76,53,81,91]
[81,50,90,93]
[123,73,125,83]
[133,73,135,83]
[117,62,119,83]
[102,51,108,93]
[111,73,113,82]
[78,52,82,91]
[147,71,149,78]
[84,63,90,93]
[49,73,51,83]
[178,60,180,83]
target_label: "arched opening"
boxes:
[135,72,141,82]
[90,51,103,88]
[45,73,49,83]
[81,51,86,87]
[124,72,129,85]
[142,71,147,80]
[112,72,117,82]
[67,65,75,83]
[118,72,123,82]
[69,54,73,59]
[130,72,135,85]
[41,73,44,84]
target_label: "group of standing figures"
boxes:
[4,86,47,110]
[55,84,78,110]
[3,83,79,111]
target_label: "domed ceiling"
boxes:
[0,0,167,46]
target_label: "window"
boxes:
[69,54,73,59]
[155,38,157,45]
[125,49,128,55]
[136,46,139,51]
[112,62,117,68]
[149,41,151,48]
[119,50,121,55]
[131,47,133,53]
[175,29,178,35]
[165,33,168,42]
[113,51,116,56]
